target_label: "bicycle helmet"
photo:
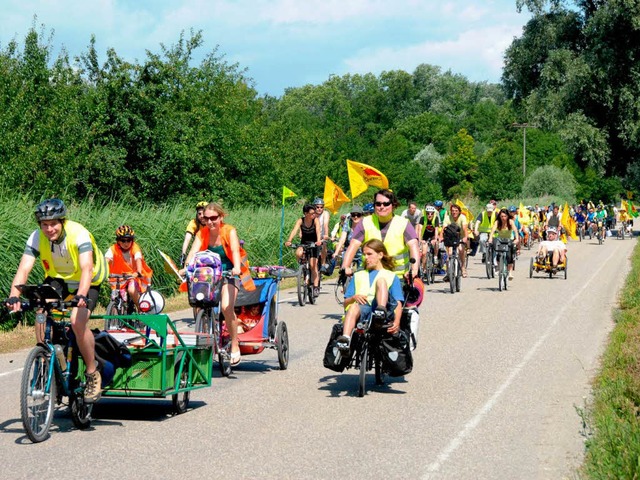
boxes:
[434,200,443,208]
[34,198,67,222]
[404,278,424,308]
[547,227,558,234]
[313,197,324,206]
[363,203,375,214]
[508,205,517,213]
[486,203,495,212]
[115,224,135,239]
[425,205,436,213]
[196,201,208,210]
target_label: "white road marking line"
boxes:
[0,367,24,377]
[423,247,618,478]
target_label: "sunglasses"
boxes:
[117,238,133,243]
[374,201,392,207]
[350,213,362,218]
[204,214,220,222]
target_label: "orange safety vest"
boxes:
[195,223,255,291]
[108,242,153,291]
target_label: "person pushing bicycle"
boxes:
[6,199,108,403]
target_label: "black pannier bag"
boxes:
[443,223,461,247]
[323,323,350,372]
[378,330,413,377]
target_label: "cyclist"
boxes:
[473,203,496,263]
[605,203,617,232]
[574,206,587,238]
[180,201,208,267]
[536,226,567,271]
[6,199,108,403]
[434,200,450,225]
[285,204,323,296]
[488,207,519,280]
[442,203,469,278]
[336,239,404,351]
[184,202,256,367]
[341,189,420,281]
[104,225,153,311]
[333,206,364,267]
[313,198,330,267]
[401,201,423,238]
[419,205,441,274]
[545,204,561,237]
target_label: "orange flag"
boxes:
[323,177,350,214]
[346,159,389,199]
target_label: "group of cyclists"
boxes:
[6,193,635,405]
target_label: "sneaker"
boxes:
[508,272,514,280]
[481,254,486,264]
[313,286,320,297]
[443,274,449,282]
[84,367,102,404]
[336,335,350,352]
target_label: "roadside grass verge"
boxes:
[581,239,640,478]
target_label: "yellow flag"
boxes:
[561,202,578,240]
[455,198,473,222]
[282,186,296,205]
[323,177,350,214]
[518,202,531,224]
[346,159,389,199]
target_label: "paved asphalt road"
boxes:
[0,232,635,479]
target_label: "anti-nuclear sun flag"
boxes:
[323,177,350,214]
[346,159,389,199]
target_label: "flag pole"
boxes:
[279,203,285,266]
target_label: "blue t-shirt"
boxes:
[345,270,405,304]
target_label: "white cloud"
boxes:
[343,24,523,82]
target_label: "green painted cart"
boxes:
[95,314,213,414]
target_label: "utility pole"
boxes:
[512,123,536,177]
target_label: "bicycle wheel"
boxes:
[104,300,123,330]
[70,392,93,430]
[448,257,455,294]
[485,246,493,279]
[424,251,433,285]
[194,309,212,334]
[172,354,190,414]
[374,346,385,386]
[498,255,505,291]
[296,265,306,306]
[455,259,461,292]
[358,343,368,397]
[276,321,289,370]
[213,312,231,377]
[20,345,55,443]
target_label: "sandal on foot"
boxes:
[230,350,241,366]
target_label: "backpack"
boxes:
[378,330,413,377]
[92,329,133,387]
[323,323,351,372]
[443,223,461,247]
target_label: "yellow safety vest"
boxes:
[38,220,108,286]
[363,215,409,276]
[479,211,496,233]
[353,269,398,305]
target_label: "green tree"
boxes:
[439,129,478,198]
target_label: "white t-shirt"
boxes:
[401,208,423,227]
[540,240,566,252]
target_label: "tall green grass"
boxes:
[581,239,640,479]
[0,196,305,329]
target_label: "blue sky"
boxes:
[0,0,531,96]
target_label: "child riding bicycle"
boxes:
[336,239,404,351]
[105,225,153,311]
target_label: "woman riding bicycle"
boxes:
[105,225,153,311]
[285,204,323,296]
[333,205,364,267]
[336,239,404,351]
[488,208,519,280]
[184,202,255,366]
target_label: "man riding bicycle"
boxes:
[536,227,567,271]
[6,199,108,403]
[473,203,496,263]
[340,189,420,281]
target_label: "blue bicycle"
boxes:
[13,284,93,442]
